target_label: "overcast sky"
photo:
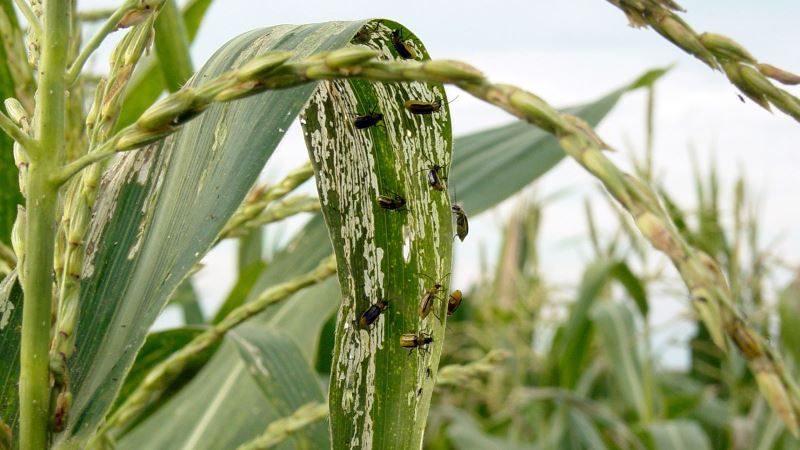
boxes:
[76,0,800,366]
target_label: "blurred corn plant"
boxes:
[424,94,800,449]
[0,0,797,449]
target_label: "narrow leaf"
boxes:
[554,260,650,388]
[445,410,539,450]
[0,271,22,437]
[153,0,194,92]
[611,262,648,317]
[779,277,800,362]
[645,420,711,450]
[554,261,616,388]
[169,280,204,325]
[591,302,650,420]
[567,410,609,450]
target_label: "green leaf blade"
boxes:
[153,0,194,92]
[645,420,711,450]
[118,326,328,450]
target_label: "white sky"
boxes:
[77,0,800,367]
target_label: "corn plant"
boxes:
[0,0,798,449]
[425,119,800,449]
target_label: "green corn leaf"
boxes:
[108,326,212,417]
[0,0,23,246]
[117,326,327,449]
[56,22,370,447]
[611,261,648,317]
[553,259,650,389]
[168,280,205,325]
[591,301,651,421]
[153,0,194,92]
[644,420,711,450]
[0,271,22,438]
[566,410,609,450]
[445,410,540,450]
[266,278,341,364]
[554,261,615,388]
[778,277,800,363]
[657,373,730,430]
[237,227,264,269]
[182,0,215,37]
[229,326,329,447]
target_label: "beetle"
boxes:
[403,99,443,115]
[418,285,439,320]
[418,273,449,320]
[418,163,445,191]
[399,332,433,353]
[377,193,406,211]
[353,111,383,129]
[447,290,463,316]
[451,204,469,241]
[358,300,388,329]
[390,29,417,60]
[415,153,447,192]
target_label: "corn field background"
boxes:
[0,0,799,449]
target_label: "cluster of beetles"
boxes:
[350,26,470,355]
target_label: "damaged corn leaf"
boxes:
[55,21,370,447]
[302,19,452,449]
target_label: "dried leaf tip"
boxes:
[117,0,165,29]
